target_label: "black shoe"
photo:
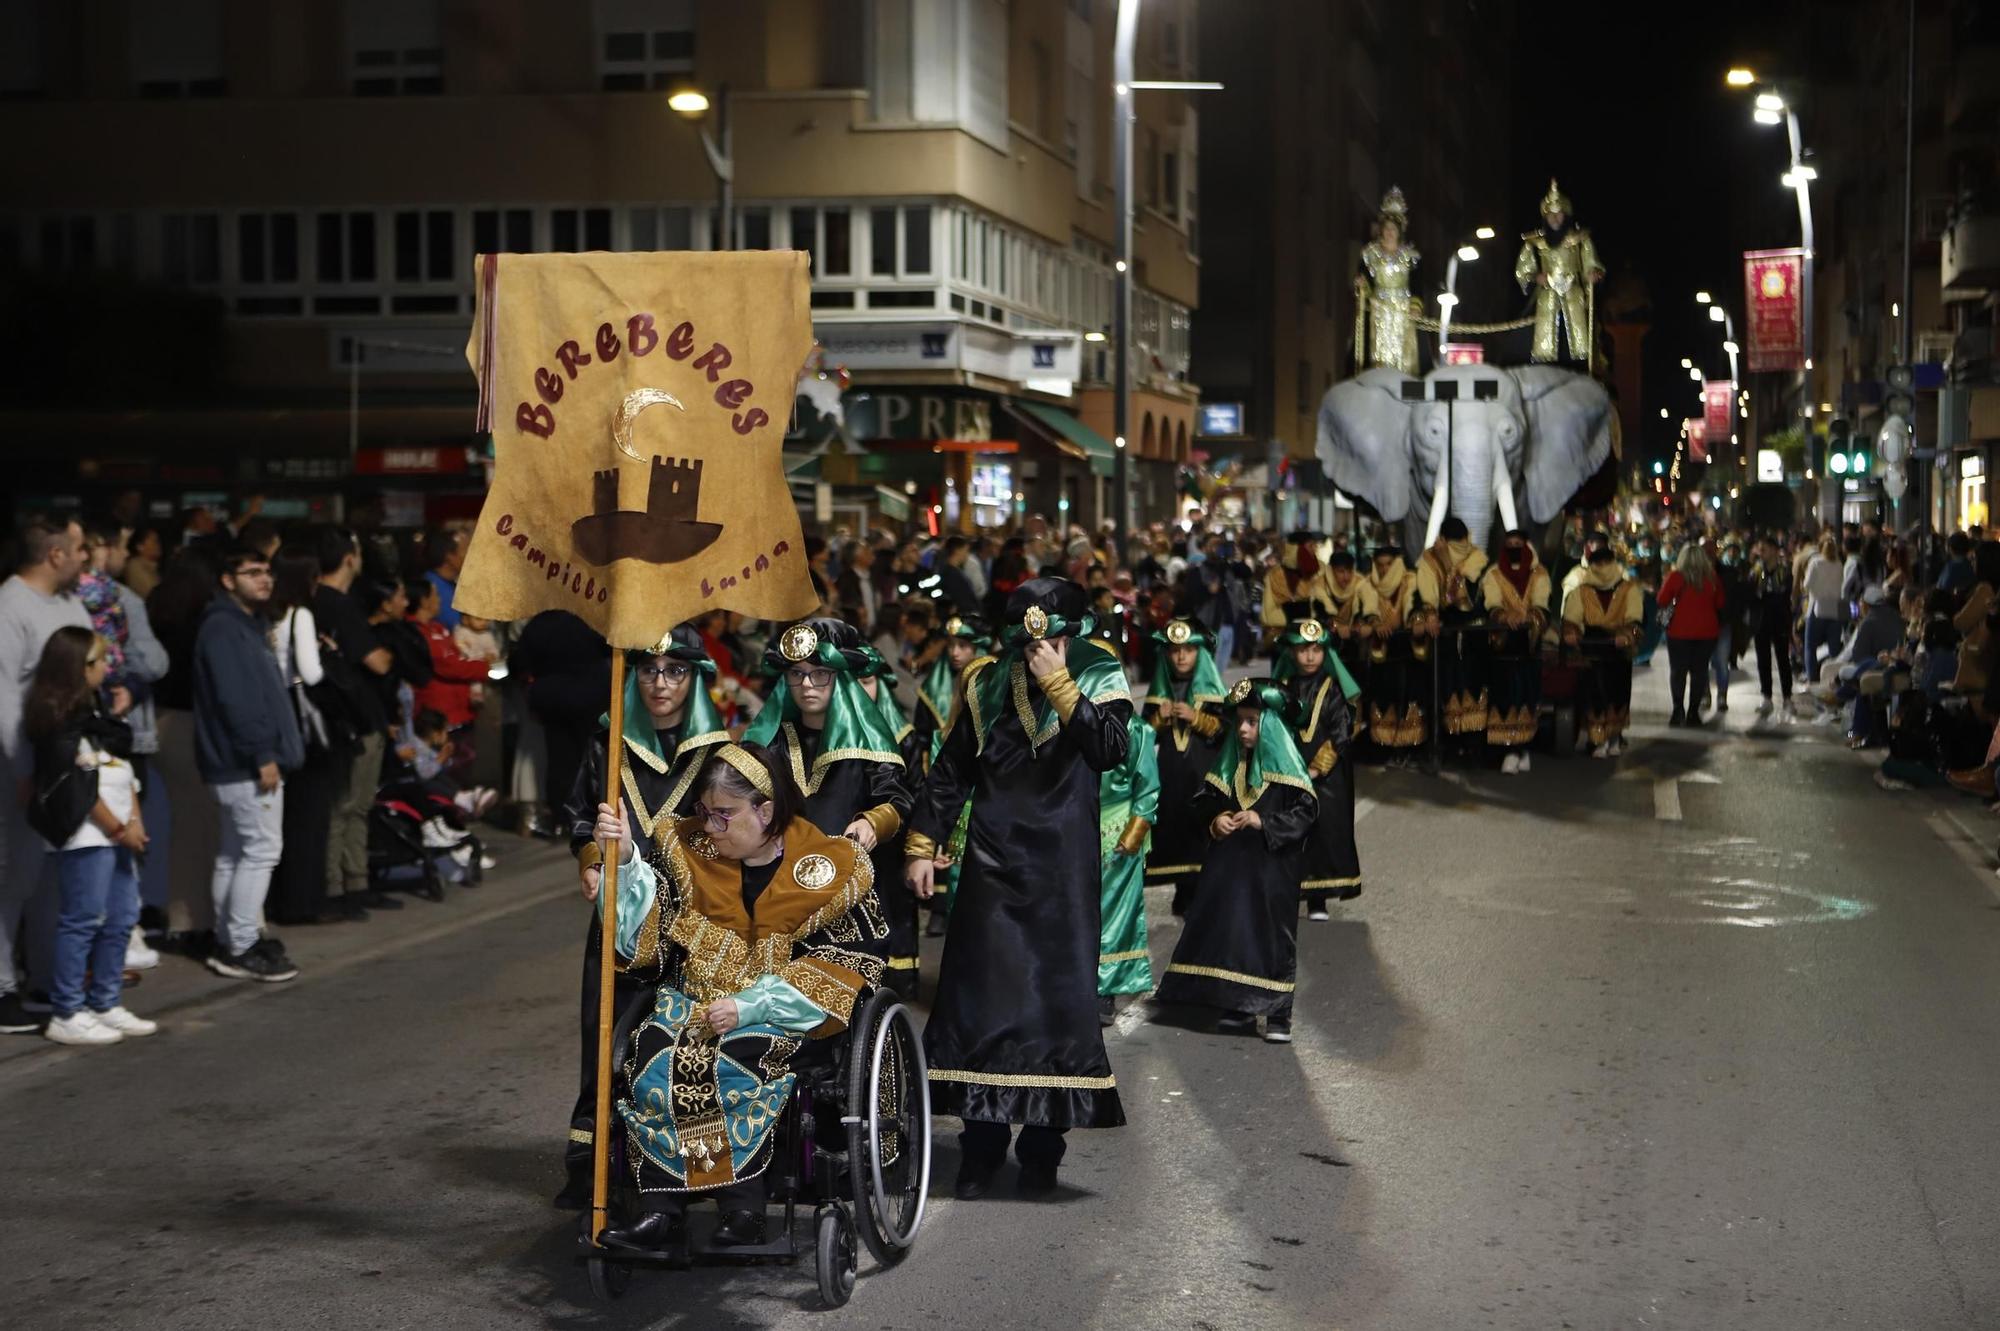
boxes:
[710,1209,765,1247]
[206,946,300,983]
[1334,883,1363,901]
[138,905,168,937]
[352,890,404,911]
[1017,1163,1059,1198]
[0,993,38,1034]
[1097,995,1116,1028]
[953,1162,999,1200]
[925,910,948,937]
[1668,711,1685,727]
[1263,1020,1294,1045]
[553,1174,592,1211]
[601,1209,685,1253]
[1214,1012,1259,1036]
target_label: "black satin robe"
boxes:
[911,688,1133,1130]
[770,722,918,982]
[1143,685,1225,903]
[1155,781,1317,1016]
[559,723,710,1180]
[1292,672,1363,901]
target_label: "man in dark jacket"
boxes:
[193,548,303,983]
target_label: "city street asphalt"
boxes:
[5,659,2000,1330]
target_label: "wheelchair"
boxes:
[578,986,932,1308]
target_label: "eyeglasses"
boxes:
[784,667,834,689]
[692,802,751,833]
[636,662,694,683]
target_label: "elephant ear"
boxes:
[1316,367,1418,521]
[1511,366,1615,523]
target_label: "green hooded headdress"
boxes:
[741,619,906,768]
[602,627,730,775]
[962,578,1130,754]
[854,643,915,745]
[1270,616,1362,699]
[919,614,995,728]
[1205,678,1317,811]
[1145,617,1227,713]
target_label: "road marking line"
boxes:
[1355,797,1378,825]
[1929,810,2000,905]
[1653,778,1682,821]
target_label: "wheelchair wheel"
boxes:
[846,991,932,1267]
[814,1204,856,1308]
[586,1255,631,1301]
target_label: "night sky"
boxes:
[1507,0,1808,467]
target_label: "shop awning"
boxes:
[1009,399,1118,479]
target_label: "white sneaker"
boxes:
[92,1005,158,1037]
[1517,752,1531,773]
[44,1012,121,1046]
[1500,752,1521,775]
[421,817,468,849]
[1591,742,1611,759]
[125,926,160,971]
[1756,699,1774,717]
[479,853,498,871]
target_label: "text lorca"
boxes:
[514,313,775,440]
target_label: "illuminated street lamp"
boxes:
[669,81,733,249]
[1726,67,1757,86]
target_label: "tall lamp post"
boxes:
[669,83,732,250]
[1730,72,1815,418]
[1435,226,1496,347]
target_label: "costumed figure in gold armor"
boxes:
[1355,188,1422,375]
[1365,545,1425,752]
[1514,179,1603,367]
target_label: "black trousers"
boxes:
[1667,637,1716,716]
[1754,617,1793,699]
[960,1119,1067,1171]
[566,917,647,1182]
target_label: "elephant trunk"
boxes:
[1451,446,1495,551]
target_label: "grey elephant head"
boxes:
[1315,364,1615,553]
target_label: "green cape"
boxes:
[602,657,729,775]
[741,648,906,765]
[855,645,915,744]
[1272,643,1362,700]
[1205,680,1317,811]
[1144,641,1227,712]
[962,635,1131,755]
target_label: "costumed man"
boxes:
[556,626,729,1210]
[1141,617,1228,917]
[589,742,889,1253]
[911,615,993,936]
[1480,531,1553,775]
[1261,530,1332,645]
[903,577,1132,1199]
[1355,186,1422,375]
[1415,517,1491,742]
[1561,544,1643,758]
[1318,549,1380,704]
[1366,544,1425,753]
[1514,178,1605,368]
[1154,678,1319,1044]
[1097,645,1161,1026]
[1278,618,1364,919]
[742,618,916,993]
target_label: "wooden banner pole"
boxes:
[590,649,626,1244]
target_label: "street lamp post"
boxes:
[1435,227,1494,347]
[670,83,732,250]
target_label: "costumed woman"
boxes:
[1514,178,1604,367]
[903,578,1132,1200]
[588,742,888,1253]
[742,619,915,993]
[1154,678,1319,1045]
[1366,544,1425,754]
[1141,617,1228,917]
[1480,530,1552,775]
[556,626,728,1210]
[1355,187,1422,375]
[1561,544,1643,758]
[1278,618,1364,919]
[911,615,992,935]
[1415,517,1490,743]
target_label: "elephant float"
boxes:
[1315,363,1616,555]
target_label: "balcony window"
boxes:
[348,0,442,95]
[626,206,693,252]
[38,216,97,270]
[162,214,220,284]
[237,213,299,284]
[392,209,454,281]
[550,208,613,253]
[0,2,39,96]
[739,207,771,251]
[132,0,224,97]
[473,208,534,255]
[595,0,694,91]
[315,212,378,283]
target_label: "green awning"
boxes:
[1012,399,1118,479]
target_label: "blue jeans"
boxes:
[51,845,139,1019]
[1803,616,1844,682]
[1710,626,1732,696]
[1214,622,1236,671]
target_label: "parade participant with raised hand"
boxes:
[742,618,916,994]
[904,577,1132,1199]
[1277,618,1363,919]
[1141,617,1228,917]
[554,624,729,1211]
[1366,543,1425,753]
[1480,530,1552,774]
[1097,700,1160,1026]
[1562,544,1644,758]
[1155,679,1319,1044]
[591,742,887,1254]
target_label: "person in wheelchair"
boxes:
[583,741,889,1255]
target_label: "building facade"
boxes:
[0,0,1202,535]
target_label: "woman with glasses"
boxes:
[552,625,729,1211]
[587,741,887,1255]
[742,618,915,994]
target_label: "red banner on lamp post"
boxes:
[1743,248,1806,373]
[1704,381,1733,443]
[1685,418,1708,464]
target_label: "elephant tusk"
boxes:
[1494,450,1519,534]
[1422,454,1451,548]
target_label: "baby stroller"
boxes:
[368,778,485,902]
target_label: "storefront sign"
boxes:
[355,446,471,476]
[1743,248,1806,373]
[1757,449,1784,482]
[1198,402,1244,436]
[874,485,910,522]
[1704,381,1733,442]
[845,391,997,443]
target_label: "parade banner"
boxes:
[456,251,818,649]
[1685,418,1708,464]
[1743,248,1805,373]
[1703,381,1733,442]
